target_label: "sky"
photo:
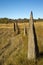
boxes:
[0,0,43,19]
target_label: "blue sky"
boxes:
[0,0,43,19]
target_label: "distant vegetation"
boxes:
[0,18,14,23]
[0,18,29,23]
[0,18,43,24]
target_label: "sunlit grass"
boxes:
[0,22,43,65]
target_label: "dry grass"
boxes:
[0,22,43,65]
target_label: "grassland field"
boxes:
[0,22,43,65]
